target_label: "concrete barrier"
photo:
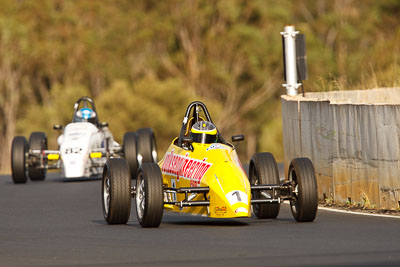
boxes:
[281,87,400,209]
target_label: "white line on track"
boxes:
[281,201,400,219]
[318,206,400,219]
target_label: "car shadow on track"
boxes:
[164,217,297,227]
[59,177,101,183]
[156,214,250,227]
[92,220,145,228]
[163,220,249,227]
[91,218,249,228]
[1,177,101,185]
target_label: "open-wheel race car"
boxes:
[102,101,318,227]
[11,96,157,183]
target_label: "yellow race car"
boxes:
[102,101,318,227]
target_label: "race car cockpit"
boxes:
[176,101,230,148]
[72,96,99,125]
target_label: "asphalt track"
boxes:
[1,173,400,267]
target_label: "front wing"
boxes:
[163,182,296,212]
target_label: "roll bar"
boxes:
[72,96,99,125]
[177,101,226,146]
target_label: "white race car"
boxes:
[11,96,157,183]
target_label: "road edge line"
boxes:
[282,201,400,219]
[318,206,400,219]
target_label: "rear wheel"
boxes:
[11,136,28,184]
[289,157,318,222]
[137,128,157,164]
[102,158,131,224]
[123,132,138,179]
[28,132,47,181]
[135,163,163,228]
[249,152,281,219]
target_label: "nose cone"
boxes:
[206,162,251,218]
[59,122,96,178]
[62,155,86,178]
[224,190,251,217]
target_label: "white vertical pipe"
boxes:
[281,25,301,96]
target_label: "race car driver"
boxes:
[74,108,97,124]
[190,121,218,144]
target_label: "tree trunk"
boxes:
[0,51,22,173]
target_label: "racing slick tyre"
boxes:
[288,157,318,222]
[102,158,131,224]
[249,152,281,219]
[137,128,157,164]
[28,132,47,181]
[135,163,163,228]
[123,131,139,179]
[11,136,28,184]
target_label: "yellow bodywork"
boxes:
[159,142,251,218]
[47,154,60,160]
[90,152,103,158]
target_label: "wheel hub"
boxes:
[136,176,145,219]
[103,176,110,214]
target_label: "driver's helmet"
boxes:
[190,121,217,144]
[75,108,96,123]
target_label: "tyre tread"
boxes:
[289,157,318,222]
[103,158,131,224]
[249,152,280,219]
[11,136,28,184]
[137,163,163,227]
[123,132,138,179]
[28,132,47,181]
[137,128,157,163]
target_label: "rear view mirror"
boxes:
[231,135,244,142]
[99,122,109,128]
[53,124,63,131]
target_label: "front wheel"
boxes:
[102,158,132,224]
[123,132,138,179]
[137,128,157,164]
[289,157,318,222]
[11,136,28,184]
[135,163,163,228]
[249,152,281,219]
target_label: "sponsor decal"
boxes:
[64,147,83,154]
[206,143,229,151]
[162,149,212,186]
[235,207,248,214]
[214,206,227,215]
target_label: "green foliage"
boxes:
[0,0,400,172]
[259,102,283,162]
[96,77,195,152]
[18,84,91,148]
